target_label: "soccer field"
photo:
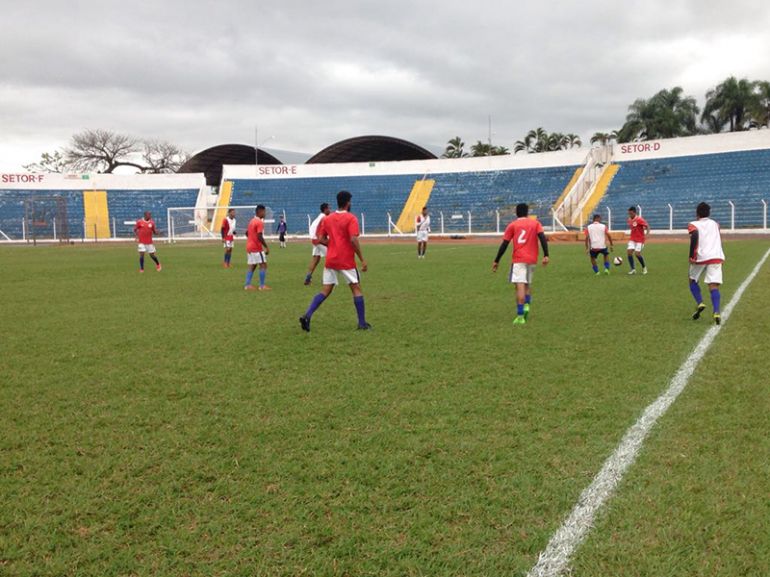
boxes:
[1,239,768,577]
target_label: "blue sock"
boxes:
[604,261,610,270]
[139,254,144,270]
[592,264,599,273]
[259,269,266,287]
[517,303,525,316]
[637,254,646,268]
[225,252,231,264]
[305,293,326,318]
[245,269,254,286]
[305,272,312,281]
[525,295,531,305]
[710,288,721,314]
[689,281,703,304]
[354,295,367,326]
[628,254,635,270]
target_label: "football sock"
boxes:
[525,295,531,305]
[354,295,367,326]
[149,253,159,265]
[710,288,721,314]
[604,261,610,270]
[517,303,525,316]
[259,269,266,287]
[139,254,145,270]
[628,254,635,270]
[224,252,231,265]
[305,293,327,318]
[305,273,312,282]
[637,255,646,268]
[592,264,599,273]
[245,269,254,286]
[689,281,703,304]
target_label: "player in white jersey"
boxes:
[583,214,614,275]
[221,209,237,268]
[688,202,725,324]
[304,203,331,285]
[416,206,431,258]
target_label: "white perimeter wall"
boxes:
[612,129,770,161]
[0,172,206,191]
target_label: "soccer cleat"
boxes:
[299,316,311,332]
[357,322,373,330]
[627,269,637,275]
[692,303,706,320]
[258,285,272,291]
[244,285,257,291]
[642,267,648,275]
[156,263,162,272]
[713,313,721,325]
[594,271,600,276]
[604,268,610,275]
[139,269,144,273]
[513,316,526,325]
[304,275,312,286]
[523,303,530,320]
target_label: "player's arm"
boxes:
[258,232,269,254]
[538,232,550,265]
[606,229,614,251]
[584,232,590,253]
[492,240,510,272]
[221,221,227,239]
[688,228,698,263]
[351,236,367,272]
[133,221,140,242]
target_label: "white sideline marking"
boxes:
[527,247,770,577]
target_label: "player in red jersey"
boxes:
[626,206,650,275]
[220,208,236,268]
[299,190,370,331]
[134,211,161,272]
[244,205,270,291]
[492,203,549,325]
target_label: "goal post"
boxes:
[167,205,281,242]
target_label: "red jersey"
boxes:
[134,218,156,244]
[317,210,359,270]
[502,217,544,264]
[246,217,264,252]
[628,215,648,243]
[221,216,236,241]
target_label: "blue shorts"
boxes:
[590,248,609,258]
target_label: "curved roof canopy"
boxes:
[306,135,437,164]
[179,144,282,186]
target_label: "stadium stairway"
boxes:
[550,167,583,214]
[210,180,233,232]
[83,190,110,239]
[396,178,435,233]
[574,163,620,226]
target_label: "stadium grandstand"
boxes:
[2,130,769,242]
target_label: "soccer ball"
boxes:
[613,256,623,266]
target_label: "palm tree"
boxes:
[442,136,468,158]
[564,133,582,148]
[617,87,699,142]
[493,145,510,155]
[470,141,492,156]
[750,80,770,128]
[701,76,758,132]
[590,131,618,146]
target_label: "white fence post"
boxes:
[728,200,735,231]
[22,218,26,241]
[53,217,57,240]
[440,211,445,235]
[166,208,172,242]
[762,199,767,230]
[636,204,642,217]
[607,206,612,231]
[112,217,116,238]
[667,203,673,231]
[306,214,311,234]
[387,212,392,237]
[361,213,365,236]
[496,210,500,234]
[468,211,472,235]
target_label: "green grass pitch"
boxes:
[1,239,768,576]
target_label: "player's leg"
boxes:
[245,262,257,289]
[343,270,370,329]
[635,248,647,274]
[138,248,146,272]
[590,253,599,274]
[626,242,636,273]
[305,255,321,285]
[602,250,611,274]
[422,239,428,257]
[514,283,527,324]
[689,264,706,319]
[258,260,269,290]
[148,247,161,271]
[705,264,723,324]
[417,240,421,257]
[300,269,336,331]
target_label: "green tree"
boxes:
[441,136,468,158]
[617,87,699,142]
[750,80,770,128]
[514,128,581,153]
[701,76,758,132]
[22,151,67,173]
[590,131,617,146]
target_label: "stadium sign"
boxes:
[618,142,662,154]
[1,173,46,183]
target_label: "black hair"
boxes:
[628,206,637,213]
[256,204,265,213]
[593,214,601,221]
[515,203,529,218]
[696,202,711,218]
[337,190,352,208]
[320,203,329,212]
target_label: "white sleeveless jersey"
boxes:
[688,217,725,263]
[416,215,431,232]
[585,222,608,249]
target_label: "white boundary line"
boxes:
[527,246,770,577]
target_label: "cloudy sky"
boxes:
[2,0,769,170]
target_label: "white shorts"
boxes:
[689,263,723,285]
[323,268,360,285]
[247,251,267,265]
[627,241,644,252]
[416,231,429,243]
[224,240,234,249]
[137,243,156,253]
[312,244,327,257]
[509,262,535,284]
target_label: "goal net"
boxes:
[167,205,278,242]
